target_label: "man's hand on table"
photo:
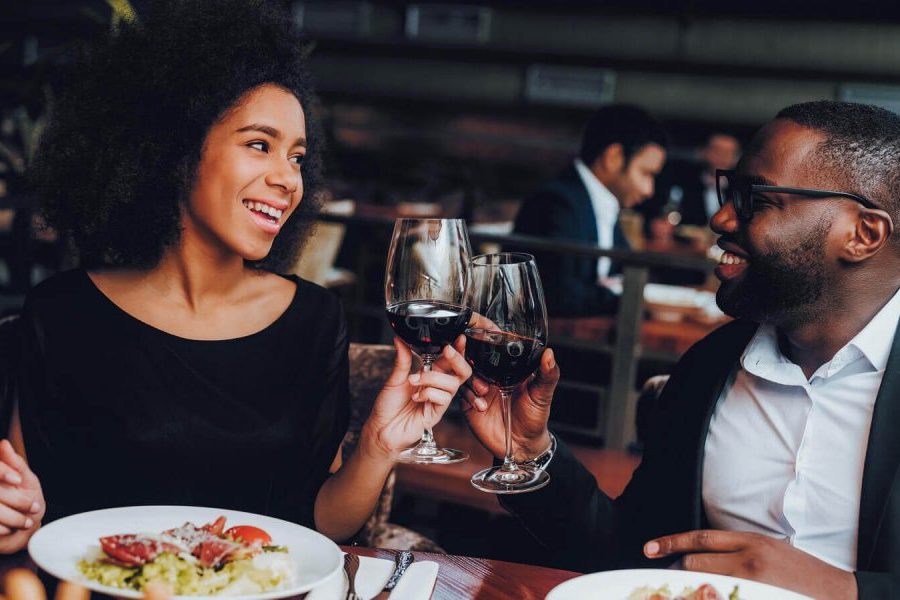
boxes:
[645,529,858,600]
[460,345,559,462]
[0,440,44,554]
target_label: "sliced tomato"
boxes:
[196,537,242,568]
[201,516,227,536]
[224,525,272,546]
[99,534,180,567]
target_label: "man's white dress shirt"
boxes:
[573,159,619,280]
[702,287,900,571]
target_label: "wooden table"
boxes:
[345,546,581,600]
[550,314,726,357]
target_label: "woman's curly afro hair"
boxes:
[30,0,324,272]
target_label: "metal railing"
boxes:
[318,212,716,449]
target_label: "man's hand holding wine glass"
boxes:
[363,336,472,461]
[461,331,559,463]
[462,253,554,493]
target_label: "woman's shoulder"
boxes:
[21,270,109,341]
[279,273,343,313]
[25,269,91,309]
[269,274,347,347]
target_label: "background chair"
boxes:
[291,199,356,288]
[344,343,444,552]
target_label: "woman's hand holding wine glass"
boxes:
[384,218,473,464]
[362,336,472,461]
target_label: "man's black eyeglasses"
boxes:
[715,169,888,222]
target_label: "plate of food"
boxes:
[28,505,343,599]
[545,569,813,600]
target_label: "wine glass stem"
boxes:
[419,356,435,448]
[500,388,517,472]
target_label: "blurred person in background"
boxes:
[464,100,900,599]
[640,132,741,285]
[513,105,667,317]
[643,132,742,240]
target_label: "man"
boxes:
[463,100,900,599]
[514,104,667,316]
[641,132,741,285]
[643,133,742,232]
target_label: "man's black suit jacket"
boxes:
[501,319,900,598]
[513,165,628,317]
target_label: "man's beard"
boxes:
[717,218,830,325]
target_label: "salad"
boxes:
[628,583,741,600]
[78,516,294,596]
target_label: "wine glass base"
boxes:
[470,465,550,494]
[396,446,468,465]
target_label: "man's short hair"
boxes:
[775,100,900,238]
[579,104,668,167]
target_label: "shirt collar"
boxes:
[740,324,803,386]
[741,285,900,383]
[573,159,619,221]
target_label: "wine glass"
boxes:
[465,252,549,493]
[384,218,472,464]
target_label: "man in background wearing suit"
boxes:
[644,133,742,233]
[513,105,667,316]
[464,100,900,599]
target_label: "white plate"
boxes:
[545,568,813,599]
[28,505,343,600]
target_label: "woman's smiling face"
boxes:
[183,83,307,261]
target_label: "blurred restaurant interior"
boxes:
[4,0,900,567]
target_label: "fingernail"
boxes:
[23,518,33,529]
[30,501,40,513]
[548,351,556,370]
[412,392,420,401]
[475,398,488,411]
[644,541,659,556]
[445,345,456,356]
[409,374,420,385]
[4,472,21,485]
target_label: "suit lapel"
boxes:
[567,168,599,245]
[856,326,900,568]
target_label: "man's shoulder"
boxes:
[516,167,588,225]
[538,165,587,202]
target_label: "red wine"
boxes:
[465,328,546,389]
[386,301,472,356]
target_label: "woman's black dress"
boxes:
[16,269,349,527]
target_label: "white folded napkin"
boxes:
[307,553,439,600]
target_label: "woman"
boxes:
[0,0,471,553]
